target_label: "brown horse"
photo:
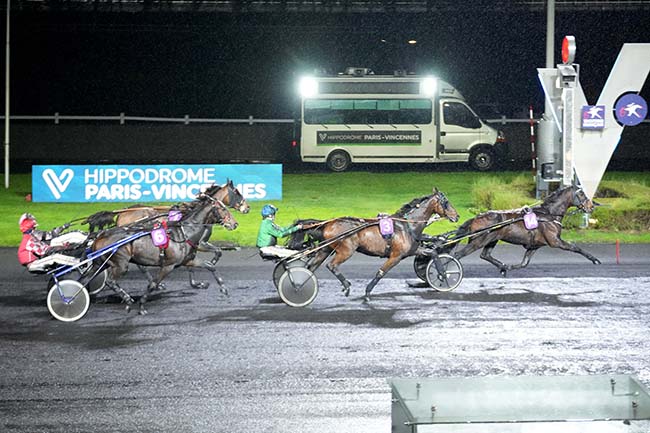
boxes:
[84,180,249,288]
[92,195,238,315]
[452,184,601,276]
[288,188,459,301]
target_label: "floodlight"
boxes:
[299,76,318,98]
[420,76,437,97]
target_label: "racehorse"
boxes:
[84,180,249,288]
[451,184,601,276]
[92,195,237,315]
[288,188,459,301]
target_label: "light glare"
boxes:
[299,76,318,98]
[421,77,437,97]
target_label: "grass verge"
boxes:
[2,171,649,247]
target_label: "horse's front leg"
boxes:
[546,237,602,264]
[364,254,404,302]
[137,264,166,291]
[139,265,175,315]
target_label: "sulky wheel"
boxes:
[277,267,318,307]
[84,268,109,296]
[425,254,464,292]
[413,254,430,281]
[273,259,308,290]
[46,279,90,322]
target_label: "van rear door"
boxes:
[438,100,482,158]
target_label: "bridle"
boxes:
[198,194,234,227]
[572,188,591,212]
[227,186,248,213]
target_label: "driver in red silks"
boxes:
[17,213,77,270]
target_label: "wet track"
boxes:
[1,244,650,432]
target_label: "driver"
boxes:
[256,204,303,258]
[17,213,79,271]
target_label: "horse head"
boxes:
[542,185,594,216]
[207,197,239,230]
[394,188,459,224]
[572,186,594,213]
[431,188,459,223]
[204,180,250,214]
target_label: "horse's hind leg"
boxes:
[479,241,510,276]
[546,237,602,264]
[504,247,539,272]
[105,280,135,313]
[139,265,175,315]
[326,247,355,297]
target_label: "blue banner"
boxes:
[32,164,282,202]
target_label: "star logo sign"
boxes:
[581,105,606,130]
[586,106,603,119]
[620,102,643,118]
[614,93,648,126]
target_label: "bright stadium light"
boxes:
[420,76,437,97]
[299,76,318,98]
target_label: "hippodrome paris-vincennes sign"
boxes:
[31,164,282,203]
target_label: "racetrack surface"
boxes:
[1,244,649,432]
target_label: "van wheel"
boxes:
[326,150,351,172]
[469,146,495,171]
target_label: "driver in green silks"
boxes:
[256,204,303,258]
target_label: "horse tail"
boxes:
[286,218,325,250]
[82,211,117,232]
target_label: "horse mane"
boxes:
[202,183,223,197]
[392,195,429,217]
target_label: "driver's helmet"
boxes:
[19,213,37,233]
[261,204,278,218]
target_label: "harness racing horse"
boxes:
[85,180,249,288]
[452,184,601,276]
[289,188,459,301]
[92,195,237,315]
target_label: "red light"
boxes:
[291,140,297,147]
[561,36,576,64]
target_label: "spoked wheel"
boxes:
[273,259,308,289]
[413,255,430,281]
[277,267,318,307]
[83,268,109,296]
[46,267,108,297]
[425,254,464,292]
[46,280,90,322]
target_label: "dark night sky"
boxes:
[4,8,650,118]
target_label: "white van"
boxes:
[298,68,507,171]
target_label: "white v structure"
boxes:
[572,44,650,198]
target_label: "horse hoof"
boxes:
[125,305,131,313]
[139,308,148,316]
[220,288,229,296]
[363,295,370,303]
[594,259,602,265]
[500,269,507,277]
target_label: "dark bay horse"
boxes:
[92,196,237,315]
[85,180,249,288]
[288,188,459,301]
[452,184,601,276]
